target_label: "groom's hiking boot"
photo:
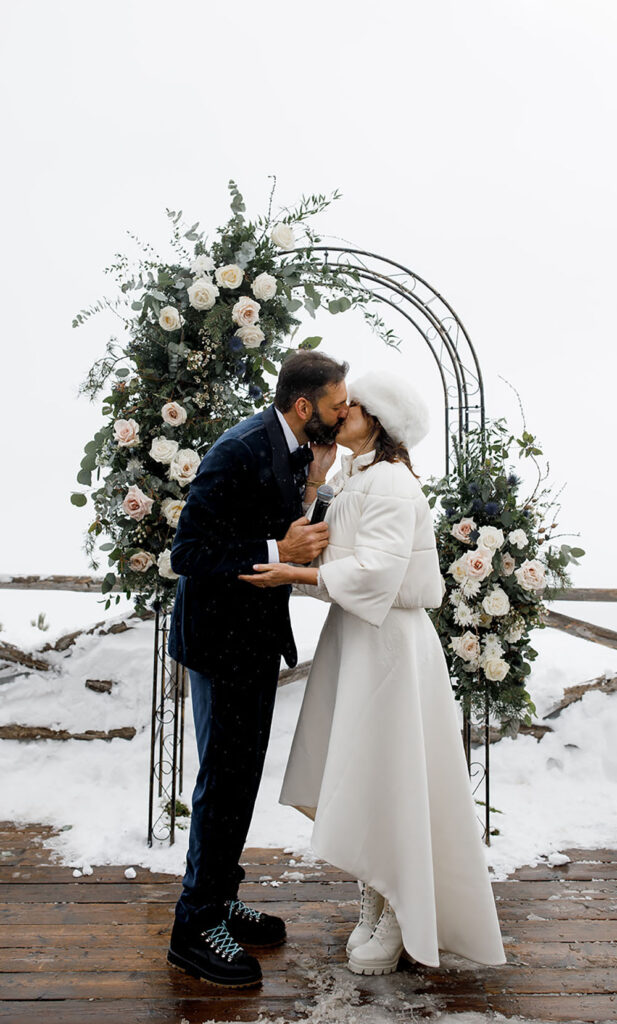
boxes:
[224,898,286,947]
[167,916,262,987]
[346,882,385,956]
[347,900,404,976]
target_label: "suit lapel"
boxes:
[262,404,302,517]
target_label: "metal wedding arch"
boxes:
[148,245,494,848]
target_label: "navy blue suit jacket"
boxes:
[167,404,303,674]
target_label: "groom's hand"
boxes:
[277,516,329,564]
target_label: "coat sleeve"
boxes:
[318,473,419,627]
[170,438,269,578]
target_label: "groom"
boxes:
[166,350,349,987]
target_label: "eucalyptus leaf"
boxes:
[70,492,87,507]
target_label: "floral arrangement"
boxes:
[72,180,396,613]
[424,417,584,730]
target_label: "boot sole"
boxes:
[167,950,262,988]
[347,958,400,976]
[238,935,287,950]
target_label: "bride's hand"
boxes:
[238,563,296,588]
[309,441,337,478]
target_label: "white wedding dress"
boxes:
[280,451,506,968]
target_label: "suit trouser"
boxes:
[175,650,282,928]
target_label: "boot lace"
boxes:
[227,898,263,922]
[201,921,243,961]
[372,902,397,942]
[359,883,382,923]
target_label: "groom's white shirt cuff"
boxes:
[266,407,308,563]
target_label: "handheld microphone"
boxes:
[310,485,334,525]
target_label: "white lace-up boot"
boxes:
[347,900,404,975]
[345,882,385,956]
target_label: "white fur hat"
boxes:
[347,371,430,449]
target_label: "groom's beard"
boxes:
[303,410,342,445]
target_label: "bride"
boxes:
[239,371,506,974]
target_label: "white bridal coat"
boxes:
[280,450,506,968]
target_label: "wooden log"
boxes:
[0,643,50,672]
[0,726,136,742]
[543,673,617,719]
[541,609,617,651]
[0,575,117,593]
[549,588,617,602]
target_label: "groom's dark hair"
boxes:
[275,350,349,412]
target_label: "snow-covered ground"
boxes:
[1,592,616,882]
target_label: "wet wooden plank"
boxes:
[513,862,617,880]
[0,880,356,904]
[484,993,617,1022]
[0,998,314,1024]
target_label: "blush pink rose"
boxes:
[113,418,140,448]
[451,517,476,543]
[122,485,154,522]
[462,546,494,581]
[161,401,188,426]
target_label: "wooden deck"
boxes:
[1,822,617,1022]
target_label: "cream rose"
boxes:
[448,557,467,583]
[477,525,505,551]
[129,550,155,573]
[161,497,186,528]
[122,484,154,522]
[159,306,182,332]
[113,418,140,448]
[236,324,265,349]
[482,655,510,682]
[215,264,244,289]
[482,586,511,617]
[168,449,200,486]
[251,272,278,301]
[231,295,261,327]
[157,548,179,580]
[270,223,296,249]
[462,546,494,581]
[500,552,516,576]
[149,436,179,464]
[515,558,546,592]
[187,278,219,311]
[508,528,528,549]
[450,631,481,664]
[450,517,476,544]
[191,254,215,277]
[161,401,188,426]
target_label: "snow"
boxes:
[1,593,617,884]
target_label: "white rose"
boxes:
[161,497,186,528]
[477,525,505,551]
[231,295,261,327]
[270,223,296,249]
[515,558,546,592]
[215,264,244,289]
[149,436,179,464]
[450,631,481,664]
[236,324,265,349]
[462,546,494,581]
[157,548,179,580]
[129,551,155,573]
[451,517,476,544]
[113,418,140,448]
[500,552,516,576]
[504,621,525,643]
[482,586,510,617]
[251,272,278,301]
[191,254,215,277]
[159,306,182,332]
[508,528,528,550]
[482,655,510,682]
[187,278,219,311]
[168,449,200,486]
[161,401,188,426]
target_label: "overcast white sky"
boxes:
[2,0,616,593]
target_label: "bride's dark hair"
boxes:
[356,404,420,479]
